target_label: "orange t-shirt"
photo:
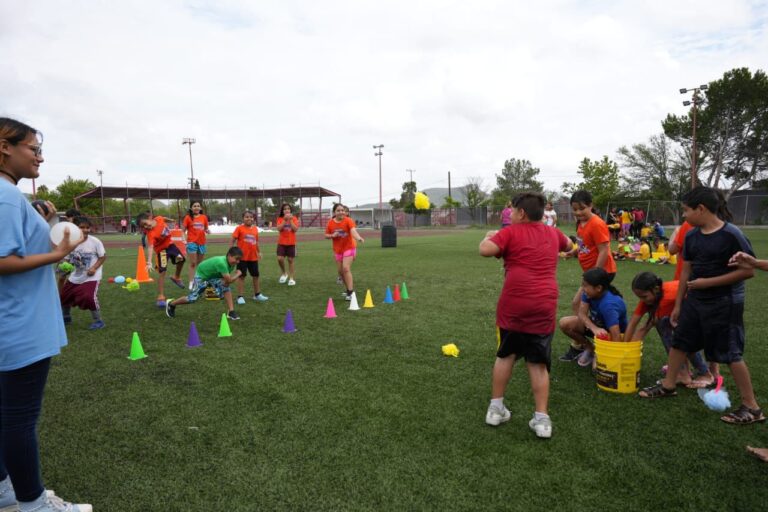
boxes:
[673,221,693,281]
[231,224,260,261]
[183,214,209,245]
[633,280,679,319]
[146,216,172,252]
[326,217,357,254]
[277,216,299,246]
[576,215,617,274]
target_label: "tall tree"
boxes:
[463,177,488,208]
[561,156,620,208]
[389,181,417,211]
[663,67,768,197]
[491,158,544,205]
[618,134,690,200]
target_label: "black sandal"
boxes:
[638,382,677,398]
[721,405,766,425]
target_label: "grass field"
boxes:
[41,228,768,511]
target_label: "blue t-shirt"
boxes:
[582,290,627,332]
[0,180,68,371]
[682,223,753,301]
[654,224,665,237]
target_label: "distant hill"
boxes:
[355,186,469,209]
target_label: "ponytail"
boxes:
[715,189,733,222]
[681,186,732,222]
[583,268,622,298]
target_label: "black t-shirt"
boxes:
[683,222,753,301]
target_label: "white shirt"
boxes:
[66,235,105,284]
[543,210,557,227]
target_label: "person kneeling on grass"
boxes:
[559,268,627,369]
[479,192,572,439]
[166,247,243,320]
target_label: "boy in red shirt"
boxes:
[231,210,268,304]
[136,212,186,307]
[479,192,571,439]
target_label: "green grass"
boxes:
[42,229,768,511]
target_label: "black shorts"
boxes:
[237,260,260,277]
[276,244,296,258]
[672,295,745,364]
[496,327,553,372]
[156,244,184,273]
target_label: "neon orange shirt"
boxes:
[147,216,172,252]
[277,216,299,246]
[634,281,679,319]
[326,217,356,254]
[576,215,617,273]
[673,221,693,281]
[183,214,209,245]
[232,225,260,261]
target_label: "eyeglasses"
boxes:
[22,144,43,157]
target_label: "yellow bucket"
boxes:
[593,338,643,394]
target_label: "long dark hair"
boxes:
[681,186,732,222]
[583,268,622,298]
[188,200,203,217]
[631,272,663,329]
[278,203,292,218]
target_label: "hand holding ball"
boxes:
[50,222,82,246]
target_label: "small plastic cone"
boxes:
[135,245,154,283]
[218,314,233,337]
[187,321,202,347]
[348,292,360,311]
[128,332,147,360]
[383,286,394,304]
[283,309,297,333]
[393,284,402,301]
[363,289,375,308]
[324,297,337,318]
[401,282,409,299]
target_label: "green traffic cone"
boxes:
[218,313,233,338]
[128,332,147,360]
[401,282,409,299]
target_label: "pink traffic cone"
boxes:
[324,297,337,318]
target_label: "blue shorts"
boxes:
[187,277,229,302]
[187,242,207,254]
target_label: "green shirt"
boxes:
[195,256,235,281]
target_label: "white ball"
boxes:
[50,222,82,246]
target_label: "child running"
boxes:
[325,203,364,300]
[559,268,627,368]
[136,212,186,307]
[231,210,268,304]
[183,200,210,289]
[623,272,713,388]
[165,247,243,320]
[60,216,106,330]
[638,186,763,425]
[479,192,571,438]
[276,203,299,286]
[560,190,617,362]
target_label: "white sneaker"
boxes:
[529,415,552,439]
[278,274,288,284]
[287,279,296,286]
[485,405,511,426]
[236,296,246,305]
[22,492,92,512]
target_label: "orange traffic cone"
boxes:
[135,245,154,283]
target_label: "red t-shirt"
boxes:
[576,215,617,273]
[490,223,571,333]
[277,216,299,246]
[183,214,209,245]
[326,217,357,254]
[673,221,693,281]
[146,216,172,252]
[633,280,679,319]
[231,225,260,261]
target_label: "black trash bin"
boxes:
[381,224,397,248]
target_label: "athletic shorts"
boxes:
[334,248,357,262]
[187,277,229,302]
[672,295,745,364]
[186,242,207,254]
[277,244,296,258]
[60,280,100,311]
[237,260,260,277]
[496,327,553,372]
[156,244,184,273]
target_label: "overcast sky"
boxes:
[2,0,766,207]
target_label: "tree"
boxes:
[618,134,690,200]
[663,67,768,197]
[389,181,417,212]
[490,158,544,205]
[561,156,620,208]
[49,176,99,215]
[463,177,488,208]
[441,196,461,208]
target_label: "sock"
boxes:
[254,292,261,296]
[91,309,101,321]
[534,411,549,420]
[490,398,505,410]
[347,289,353,295]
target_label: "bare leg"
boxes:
[157,271,166,299]
[559,315,589,347]
[288,257,295,280]
[236,276,245,297]
[277,255,286,275]
[491,356,516,398]
[746,446,768,462]
[187,252,197,282]
[341,256,354,291]
[223,290,235,312]
[660,348,688,389]
[526,362,550,415]
[729,360,760,410]
[174,259,185,280]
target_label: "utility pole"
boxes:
[406,168,415,183]
[680,84,708,189]
[182,137,196,188]
[448,171,452,198]
[96,169,105,230]
[373,144,384,228]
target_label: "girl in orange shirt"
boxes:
[183,201,210,289]
[325,203,364,300]
[276,203,299,286]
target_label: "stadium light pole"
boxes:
[373,144,384,228]
[182,137,196,188]
[96,169,105,229]
[680,84,708,189]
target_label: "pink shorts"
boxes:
[334,248,357,262]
